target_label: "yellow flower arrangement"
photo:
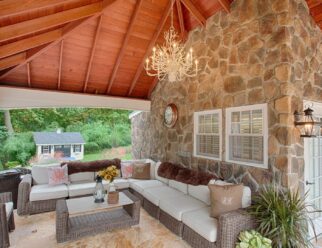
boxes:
[97,165,119,183]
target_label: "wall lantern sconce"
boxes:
[294,106,322,138]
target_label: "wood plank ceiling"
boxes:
[0,0,321,100]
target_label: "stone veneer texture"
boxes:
[131,0,322,192]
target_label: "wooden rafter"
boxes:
[0,1,104,43]
[27,63,31,87]
[57,40,64,90]
[180,0,206,25]
[176,0,187,39]
[217,0,230,13]
[0,0,117,80]
[0,0,75,18]
[0,29,62,59]
[83,15,103,93]
[0,52,26,70]
[127,0,174,96]
[106,0,143,94]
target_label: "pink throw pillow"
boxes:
[121,163,133,179]
[48,165,69,185]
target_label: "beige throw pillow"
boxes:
[208,183,243,218]
[132,163,151,179]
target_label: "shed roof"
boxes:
[33,132,85,145]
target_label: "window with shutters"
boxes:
[41,145,51,154]
[226,104,268,168]
[193,110,222,160]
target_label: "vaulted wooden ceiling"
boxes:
[0,0,321,100]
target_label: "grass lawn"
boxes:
[83,146,132,162]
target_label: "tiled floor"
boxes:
[10,209,190,248]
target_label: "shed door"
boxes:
[54,145,71,157]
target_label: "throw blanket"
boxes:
[157,162,221,185]
[61,158,121,175]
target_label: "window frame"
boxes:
[73,144,82,153]
[193,109,222,161]
[41,145,51,154]
[225,103,268,169]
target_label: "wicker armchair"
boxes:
[0,192,15,248]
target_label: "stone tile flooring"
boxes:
[10,209,190,248]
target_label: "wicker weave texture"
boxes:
[217,209,257,248]
[56,190,140,243]
[143,198,160,219]
[159,209,183,236]
[182,224,217,248]
[0,192,14,248]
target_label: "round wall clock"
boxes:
[164,103,178,128]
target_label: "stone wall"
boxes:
[131,0,322,192]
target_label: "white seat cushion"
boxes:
[5,202,13,220]
[159,194,207,221]
[68,181,111,197]
[130,179,164,194]
[113,178,130,189]
[182,207,218,242]
[143,186,184,206]
[30,184,68,201]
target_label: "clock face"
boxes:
[164,104,178,127]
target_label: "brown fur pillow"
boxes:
[61,158,121,175]
[158,162,219,185]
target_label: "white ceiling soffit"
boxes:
[0,86,151,111]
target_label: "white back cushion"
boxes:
[188,184,211,205]
[145,159,156,179]
[32,163,61,185]
[69,172,94,183]
[214,180,252,208]
[155,162,169,185]
[169,180,188,194]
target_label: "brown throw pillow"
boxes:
[208,183,243,218]
[132,163,151,179]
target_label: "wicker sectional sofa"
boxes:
[17,159,255,248]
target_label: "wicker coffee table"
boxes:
[56,190,140,243]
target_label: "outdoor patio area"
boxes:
[0,0,322,247]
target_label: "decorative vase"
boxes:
[93,176,105,203]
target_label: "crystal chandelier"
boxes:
[144,1,199,83]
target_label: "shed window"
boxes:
[41,145,51,154]
[73,145,81,153]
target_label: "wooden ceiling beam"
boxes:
[0,29,62,59]
[0,52,26,70]
[180,0,206,25]
[217,0,230,13]
[57,40,64,90]
[127,0,174,96]
[106,0,143,94]
[83,15,103,93]
[0,0,76,18]
[0,1,104,43]
[176,0,187,39]
[27,63,31,87]
[0,0,117,80]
